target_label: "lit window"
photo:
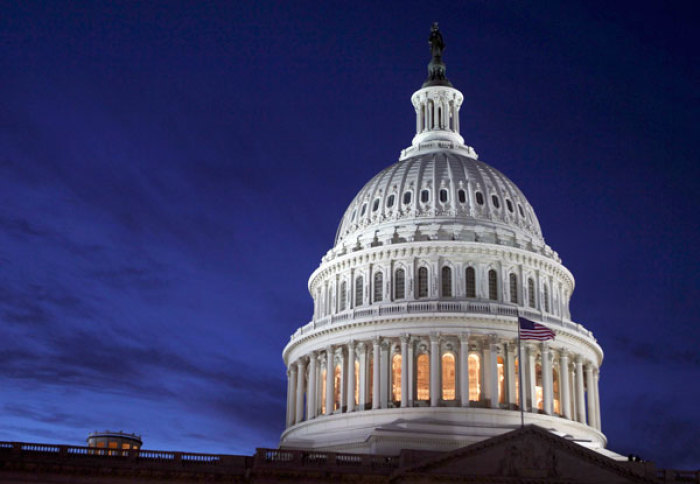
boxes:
[387,194,395,208]
[373,272,383,302]
[465,267,476,298]
[334,364,342,410]
[403,191,412,204]
[514,358,520,407]
[509,273,518,304]
[421,189,430,203]
[441,266,452,297]
[528,278,536,308]
[321,369,327,414]
[497,356,505,404]
[491,195,500,209]
[354,359,360,406]
[553,368,560,414]
[391,354,402,402]
[394,269,405,299]
[475,191,484,205]
[417,267,428,298]
[458,189,466,203]
[506,199,514,212]
[488,270,498,301]
[536,363,543,410]
[416,353,430,400]
[442,353,455,400]
[468,354,481,401]
[439,189,448,203]
[372,199,380,212]
[355,276,364,307]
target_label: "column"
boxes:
[542,343,553,415]
[429,333,440,407]
[357,343,367,410]
[585,363,596,428]
[526,344,537,412]
[379,340,389,408]
[372,338,380,410]
[307,353,317,419]
[325,346,334,415]
[559,351,571,419]
[505,343,516,407]
[407,337,415,406]
[575,357,586,423]
[287,366,297,427]
[594,369,602,431]
[459,333,470,407]
[296,359,306,424]
[346,341,356,412]
[337,348,345,412]
[400,335,409,407]
[488,337,499,408]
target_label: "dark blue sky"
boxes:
[1,0,698,469]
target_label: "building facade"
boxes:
[280,24,607,457]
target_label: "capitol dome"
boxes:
[281,25,607,458]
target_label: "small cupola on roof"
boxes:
[401,23,477,160]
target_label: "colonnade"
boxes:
[286,333,601,432]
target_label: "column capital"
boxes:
[488,333,499,345]
[559,348,570,359]
[459,331,470,344]
[347,339,356,350]
[356,341,366,354]
[400,333,410,344]
[575,355,584,365]
[372,336,382,347]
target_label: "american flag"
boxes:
[518,317,555,341]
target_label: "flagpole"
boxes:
[517,315,524,428]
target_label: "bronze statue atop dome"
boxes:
[424,22,452,87]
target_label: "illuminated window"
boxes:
[417,267,428,298]
[96,442,105,448]
[458,189,466,203]
[441,266,452,297]
[488,270,498,301]
[374,272,383,303]
[514,358,520,407]
[339,281,347,311]
[421,189,430,203]
[403,191,412,205]
[387,194,395,208]
[368,355,373,404]
[475,191,484,205]
[416,353,430,400]
[439,189,448,203]
[394,268,405,299]
[510,273,518,304]
[528,278,536,308]
[468,354,481,401]
[391,354,402,402]
[536,363,543,410]
[355,276,363,307]
[491,195,500,208]
[544,285,549,312]
[121,443,130,449]
[354,359,359,406]
[465,267,476,298]
[553,368,560,414]
[321,369,327,414]
[497,356,505,404]
[442,353,456,400]
[334,364,341,411]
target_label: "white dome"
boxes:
[335,152,544,249]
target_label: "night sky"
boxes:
[1,0,698,469]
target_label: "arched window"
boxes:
[543,284,550,312]
[528,278,536,308]
[416,353,430,400]
[442,353,456,400]
[333,363,341,411]
[465,267,476,298]
[355,276,364,307]
[354,359,360,406]
[391,354,402,402]
[403,191,412,205]
[420,189,430,203]
[509,273,518,304]
[441,266,452,297]
[491,195,500,209]
[514,357,520,407]
[386,194,395,208]
[394,268,405,299]
[339,281,347,311]
[506,199,514,213]
[368,354,373,405]
[372,199,380,212]
[439,189,448,203]
[475,191,484,205]
[321,368,327,414]
[468,354,481,401]
[360,203,367,216]
[418,267,428,298]
[553,368,560,415]
[536,363,543,410]
[458,189,466,203]
[497,356,505,404]
[488,269,498,301]
[374,272,383,303]
[518,204,525,217]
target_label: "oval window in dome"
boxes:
[439,189,448,203]
[361,203,367,216]
[387,194,395,208]
[421,189,430,203]
[518,204,525,217]
[372,199,380,212]
[506,199,514,213]
[458,189,466,204]
[403,191,412,204]
[491,195,500,209]
[351,209,357,221]
[475,191,484,205]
